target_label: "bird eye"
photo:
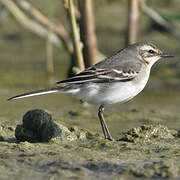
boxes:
[148,49,154,54]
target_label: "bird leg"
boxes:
[98,105,113,140]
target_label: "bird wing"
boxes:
[56,65,141,85]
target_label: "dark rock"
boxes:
[0,136,4,141]
[41,120,62,141]
[15,124,37,142]
[15,109,61,142]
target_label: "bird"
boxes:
[8,42,173,140]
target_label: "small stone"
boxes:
[41,121,62,142]
[15,124,37,142]
[15,109,61,142]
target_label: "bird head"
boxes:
[137,42,174,66]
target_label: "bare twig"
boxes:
[0,0,62,47]
[17,0,73,54]
[140,0,180,39]
[46,29,54,75]
[127,0,139,44]
[66,0,85,71]
[78,0,98,66]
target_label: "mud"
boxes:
[1,109,180,180]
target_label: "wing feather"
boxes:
[56,67,139,84]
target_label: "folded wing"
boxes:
[56,66,139,84]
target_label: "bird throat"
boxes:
[143,58,150,65]
[137,54,150,66]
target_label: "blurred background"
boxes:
[0,0,179,138]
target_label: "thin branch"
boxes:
[127,0,139,44]
[46,28,54,75]
[140,0,180,39]
[78,0,98,66]
[0,0,62,47]
[66,0,85,71]
[17,0,73,53]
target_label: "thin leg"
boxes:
[98,111,108,139]
[98,105,113,140]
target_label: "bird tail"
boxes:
[7,87,60,101]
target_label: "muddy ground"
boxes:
[1,102,180,180]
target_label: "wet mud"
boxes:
[1,108,180,180]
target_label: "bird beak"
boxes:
[160,54,174,58]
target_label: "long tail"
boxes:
[7,87,60,101]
